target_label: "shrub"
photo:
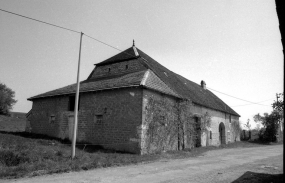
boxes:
[0,150,29,167]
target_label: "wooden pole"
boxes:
[72,32,83,159]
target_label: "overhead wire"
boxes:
[0,9,275,108]
[84,34,136,58]
[0,8,81,34]
[208,87,272,107]
[0,8,134,58]
[230,99,274,107]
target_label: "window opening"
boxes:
[95,115,103,124]
[49,115,55,124]
[68,95,80,111]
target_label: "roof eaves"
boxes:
[28,84,140,101]
[193,102,240,117]
[138,57,181,97]
[142,85,182,99]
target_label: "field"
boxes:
[0,130,276,180]
[0,114,26,132]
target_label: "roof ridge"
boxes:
[96,47,138,66]
[137,56,182,99]
[135,48,239,116]
[140,69,181,98]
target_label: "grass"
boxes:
[0,115,26,132]
[0,132,281,179]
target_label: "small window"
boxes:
[210,131,212,139]
[108,68,111,72]
[49,115,55,124]
[229,115,231,123]
[95,115,103,124]
[126,65,129,69]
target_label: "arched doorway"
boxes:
[219,122,226,145]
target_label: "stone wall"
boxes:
[28,86,240,154]
[140,89,240,154]
[141,89,179,154]
[28,95,69,138]
[191,104,240,146]
[28,87,143,153]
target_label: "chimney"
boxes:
[201,80,206,90]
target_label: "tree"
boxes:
[231,121,242,141]
[272,93,284,115]
[244,119,251,131]
[253,93,284,142]
[0,83,17,116]
[244,119,251,140]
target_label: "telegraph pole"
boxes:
[72,32,83,159]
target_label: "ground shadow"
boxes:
[232,171,283,183]
[246,139,282,145]
[0,131,135,154]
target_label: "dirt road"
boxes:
[6,145,283,183]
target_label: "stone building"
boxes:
[27,44,240,154]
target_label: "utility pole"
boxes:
[72,32,83,159]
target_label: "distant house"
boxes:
[27,44,240,154]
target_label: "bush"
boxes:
[257,112,280,142]
[0,150,29,167]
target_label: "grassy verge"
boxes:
[0,132,281,179]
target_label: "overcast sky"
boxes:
[0,0,283,127]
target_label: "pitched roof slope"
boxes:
[96,47,138,66]
[28,69,180,100]
[28,70,145,100]
[135,48,239,116]
[29,46,239,116]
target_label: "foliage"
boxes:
[0,132,161,179]
[253,93,283,142]
[272,93,284,114]
[231,121,242,141]
[144,97,179,152]
[0,132,265,179]
[244,119,251,131]
[200,112,211,132]
[144,97,212,152]
[177,100,195,149]
[262,111,280,142]
[0,83,17,116]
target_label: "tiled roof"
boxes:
[28,69,180,100]
[28,71,145,100]
[141,70,180,98]
[29,46,239,116]
[135,48,240,116]
[96,47,138,66]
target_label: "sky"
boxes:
[0,0,283,128]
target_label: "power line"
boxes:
[84,34,136,58]
[0,8,136,59]
[0,8,81,34]
[207,87,272,107]
[84,34,123,53]
[230,99,274,107]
